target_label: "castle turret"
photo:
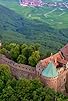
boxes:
[42,61,58,77]
[41,61,58,91]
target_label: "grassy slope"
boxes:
[0,0,68,29]
[0,0,68,54]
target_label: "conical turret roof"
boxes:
[42,62,58,78]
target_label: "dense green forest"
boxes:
[0,43,42,67]
[0,64,68,101]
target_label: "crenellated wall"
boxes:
[0,54,68,93]
[0,54,36,79]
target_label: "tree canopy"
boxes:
[0,43,41,67]
[0,64,68,101]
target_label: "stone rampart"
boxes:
[0,54,68,93]
[0,54,36,79]
[40,75,58,91]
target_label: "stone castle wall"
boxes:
[0,54,68,93]
[40,69,68,92]
[0,55,58,91]
[36,62,68,92]
[0,55,36,79]
[57,69,68,92]
[40,76,58,91]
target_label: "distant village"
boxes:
[19,0,44,7]
[19,0,68,8]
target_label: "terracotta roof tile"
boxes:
[60,44,68,60]
[58,59,67,64]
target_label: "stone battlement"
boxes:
[0,54,36,79]
[0,44,68,93]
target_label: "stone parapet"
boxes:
[0,54,36,79]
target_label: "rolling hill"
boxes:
[0,0,68,30]
[0,0,68,54]
[0,4,68,53]
[0,0,68,29]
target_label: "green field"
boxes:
[0,0,68,29]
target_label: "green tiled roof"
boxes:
[42,62,58,78]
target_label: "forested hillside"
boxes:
[0,4,68,54]
[0,0,68,54]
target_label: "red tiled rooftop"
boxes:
[38,44,68,69]
[39,52,61,67]
[58,59,67,65]
[60,44,68,60]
